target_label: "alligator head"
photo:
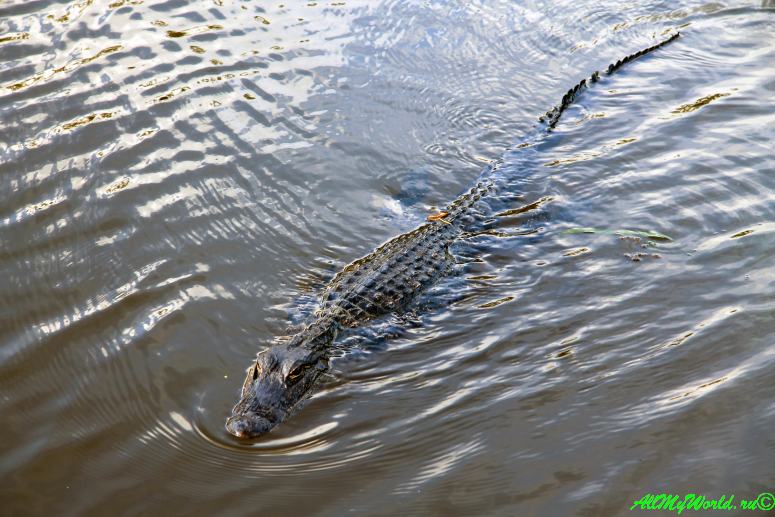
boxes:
[226,345,329,439]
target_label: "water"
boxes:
[1,0,773,515]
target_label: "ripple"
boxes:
[1,0,774,514]
[4,44,124,93]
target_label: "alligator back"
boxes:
[318,180,493,328]
[318,220,457,327]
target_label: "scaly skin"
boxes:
[225,181,491,438]
[226,33,681,439]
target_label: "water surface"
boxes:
[1,0,773,515]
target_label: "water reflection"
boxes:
[1,0,773,515]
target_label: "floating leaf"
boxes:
[563,227,598,234]
[563,227,672,241]
[615,229,672,241]
[563,247,590,257]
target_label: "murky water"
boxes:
[1,0,773,515]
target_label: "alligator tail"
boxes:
[539,32,680,129]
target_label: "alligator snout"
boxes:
[226,412,276,439]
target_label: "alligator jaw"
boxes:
[226,345,328,439]
[225,412,275,439]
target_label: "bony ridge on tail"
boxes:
[226,32,681,439]
[540,32,680,128]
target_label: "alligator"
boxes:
[226,33,681,439]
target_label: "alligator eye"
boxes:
[241,361,262,397]
[287,364,308,383]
